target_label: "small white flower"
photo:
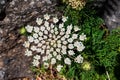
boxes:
[55,31,58,35]
[50,23,54,28]
[72,34,78,39]
[44,21,49,27]
[37,43,42,47]
[53,43,57,48]
[33,26,39,33]
[28,36,34,42]
[77,45,85,52]
[42,45,46,49]
[46,45,50,49]
[54,27,58,31]
[61,49,67,54]
[44,30,48,35]
[68,50,75,55]
[74,26,80,32]
[79,33,87,41]
[53,17,59,23]
[47,53,52,59]
[66,30,71,35]
[46,50,50,54]
[74,55,83,63]
[62,45,67,50]
[36,48,42,53]
[34,55,41,60]
[33,33,38,39]
[56,65,63,72]
[41,50,45,54]
[44,14,50,20]
[57,35,61,39]
[36,18,43,25]
[61,37,65,41]
[46,42,50,45]
[32,59,39,66]
[41,40,46,44]
[53,51,57,56]
[42,56,48,61]
[30,45,37,51]
[64,34,70,38]
[62,16,68,22]
[76,42,85,51]
[34,39,39,44]
[64,58,71,65]
[60,31,64,36]
[67,38,73,43]
[25,49,32,56]
[57,43,62,48]
[46,26,50,31]
[50,47,54,52]
[51,58,56,65]
[38,37,43,41]
[56,48,61,53]
[62,40,68,45]
[25,25,33,33]
[43,62,49,68]
[68,44,74,49]
[38,31,43,36]
[61,28,65,32]
[23,41,30,48]
[43,35,48,39]
[67,24,72,30]
[59,23,64,28]
[40,26,45,31]
[50,29,54,34]
[56,54,62,60]
[74,41,80,47]
[57,40,61,44]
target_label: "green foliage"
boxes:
[20,27,26,35]
[58,1,120,80]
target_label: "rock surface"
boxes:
[0,0,59,79]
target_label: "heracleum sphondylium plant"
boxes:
[23,14,86,72]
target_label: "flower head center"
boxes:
[50,40,56,46]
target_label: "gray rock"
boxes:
[0,70,5,80]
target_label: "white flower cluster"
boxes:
[23,14,86,72]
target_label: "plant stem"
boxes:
[106,70,110,80]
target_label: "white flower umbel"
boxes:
[64,58,71,65]
[51,58,56,65]
[74,55,83,63]
[23,41,30,48]
[25,49,32,56]
[56,65,63,72]
[62,16,68,22]
[28,36,34,43]
[79,33,87,41]
[25,25,33,33]
[33,26,39,33]
[32,59,39,66]
[74,26,80,32]
[68,50,75,55]
[24,14,86,69]
[36,18,43,25]
[44,14,50,20]
[34,55,41,60]
[56,54,62,60]
[43,62,49,68]
[53,17,59,23]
